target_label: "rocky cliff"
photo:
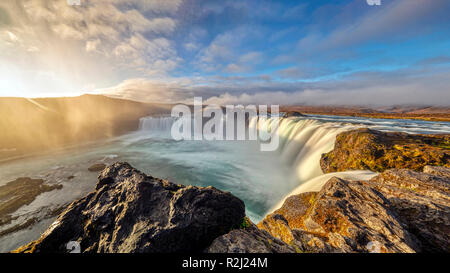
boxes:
[13,128,450,253]
[0,178,62,227]
[0,95,172,161]
[258,166,450,253]
[320,128,449,173]
[14,163,291,253]
[206,221,296,253]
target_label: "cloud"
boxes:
[296,0,450,56]
[98,63,450,106]
[0,6,12,27]
[0,0,184,97]
[417,56,450,66]
[222,52,263,74]
[195,31,235,71]
[195,28,264,73]
[1,1,181,67]
[1,0,449,107]
[96,78,196,103]
[224,64,246,73]
[275,67,306,79]
[86,39,100,52]
[202,75,450,107]
[111,0,183,14]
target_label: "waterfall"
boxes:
[250,117,365,183]
[137,115,376,213]
[249,116,378,212]
[271,170,377,212]
[139,116,177,133]
[138,115,369,184]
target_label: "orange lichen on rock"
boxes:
[258,166,450,253]
[320,128,449,173]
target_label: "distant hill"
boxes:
[2,95,449,162]
[280,105,450,122]
[0,94,172,161]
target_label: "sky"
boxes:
[0,0,450,106]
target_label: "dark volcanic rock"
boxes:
[320,128,449,173]
[0,178,62,226]
[206,222,296,253]
[258,167,450,253]
[15,162,245,253]
[87,163,106,172]
[284,111,306,118]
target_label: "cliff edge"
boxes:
[14,162,292,253]
[320,128,449,173]
[259,166,450,253]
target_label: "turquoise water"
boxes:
[0,115,449,252]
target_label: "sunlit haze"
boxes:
[1,0,450,105]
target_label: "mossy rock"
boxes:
[320,128,449,173]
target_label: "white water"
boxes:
[139,116,364,182]
[139,116,176,135]
[271,170,377,212]
[0,114,449,252]
[136,114,450,211]
[260,118,361,182]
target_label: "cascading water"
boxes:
[271,170,377,211]
[136,115,373,209]
[1,113,449,252]
[138,116,359,186]
[129,115,450,214]
[249,117,371,192]
[136,115,360,203]
[139,116,177,136]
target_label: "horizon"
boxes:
[2,93,450,109]
[1,0,450,106]
[1,1,450,257]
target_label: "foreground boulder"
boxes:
[14,162,246,253]
[320,128,449,173]
[87,163,107,172]
[369,167,450,252]
[206,220,296,253]
[259,178,418,253]
[0,178,62,226]
[259,167,450,253]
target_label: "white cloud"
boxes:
[0,0,184,97]
[224,64,244,73]
[296,0,449,55]
[184,42,199,51]
[52,24,84,40]
[196,28,250,72]
[110,0,183,13]
[86,39,100,52]
[239,52,262,63]
[95,77,196,103]
[96,66,450,106]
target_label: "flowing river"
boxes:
[0,114,449,252]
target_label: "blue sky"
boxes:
[0,0,449,105]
